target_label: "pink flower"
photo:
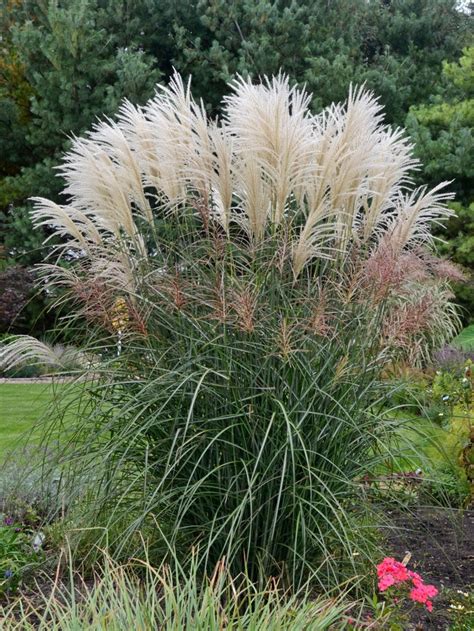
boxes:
[377,558,407,579]
[376,557,438,612]
[376,557,409,591]
[408,570,423,586]
[410,583,438,605]
[379,574,396,591]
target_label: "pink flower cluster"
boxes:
[377,557,438,612]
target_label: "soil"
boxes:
[385,506,473,630]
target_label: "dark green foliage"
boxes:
[437,203,474,322]
[0,266,34,331]
[0,0,161,258]
[13,1,160,154]
[0,264,54,334]
[0,265,41,334]
[169,0,469,122]
[407,47,474,321]
[406,47,474,203]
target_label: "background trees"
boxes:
[407,46,474,321]
[0,0,472,334]
[1,0,161,259]
[170,0,469,123]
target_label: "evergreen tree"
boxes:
[407,46,474,203]
[0,0,161,258]
[0,0,161,332]
[407,46,474,322]
[167,0,470,122]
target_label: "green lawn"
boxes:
[0,383,75,463]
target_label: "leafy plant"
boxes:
[431,361,472,416]
[418,463,470,507]
[0,515,43,596]
[445,588,474,630]
[453,325,474,351]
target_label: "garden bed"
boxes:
[387,507,474,629]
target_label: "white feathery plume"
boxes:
[233,155,273,240]
[30,198,102,252]
[292,200,337,278]
[22,73,456,291]
[0,337,67,372]
[141,73,192,203]
[59,134,138,239]
[88,254,138,296]
[386,182,455,252]
[117,99,163,193]
[208,124,234,233]
[291,89,382,272]
[291,86,421,273]
[324,87,385,251]
[358,127,418,243]
[224,74,315,229]
[84,118,153,224]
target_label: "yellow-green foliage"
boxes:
[410,46,474,127]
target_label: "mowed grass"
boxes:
[0,383,79,463]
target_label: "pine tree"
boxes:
[167,0,469,122]
[406,46,474,322]
[0,0,161,263]
[0,0,161,333]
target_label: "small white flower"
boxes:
[31,531,45,552]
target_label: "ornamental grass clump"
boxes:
[0,74,462,587]
[1,551,348,630]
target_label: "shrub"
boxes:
[0,75,462,586]
[0,266,35,334]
